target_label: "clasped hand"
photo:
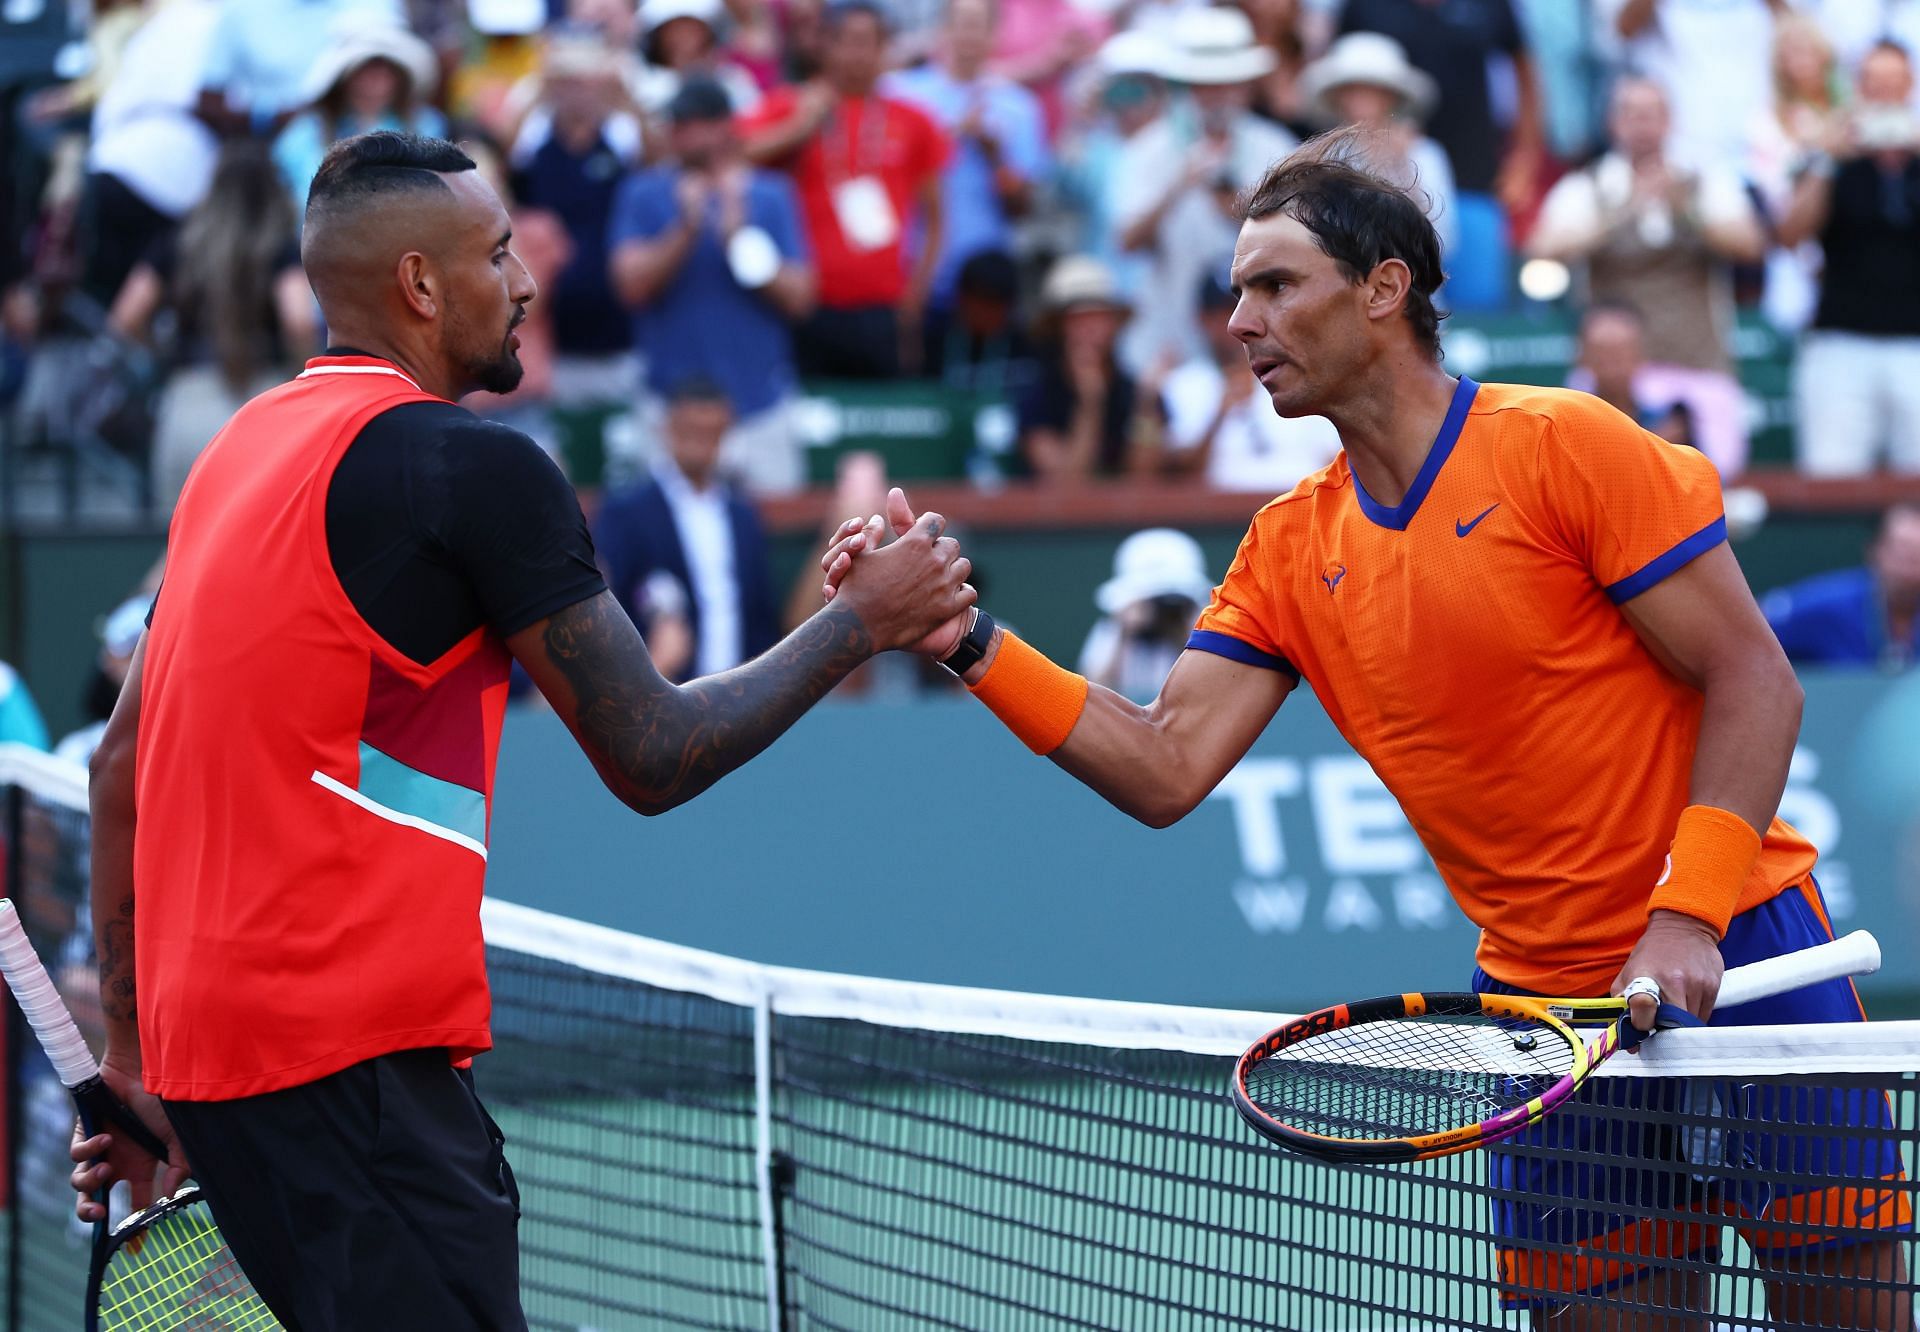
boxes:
[821,487,975,660]
[821,486,976,657]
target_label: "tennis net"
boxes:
[4,745,1918,1330]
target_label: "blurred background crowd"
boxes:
[5,0,1920,750]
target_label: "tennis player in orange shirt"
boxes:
[820,133,1911,1328]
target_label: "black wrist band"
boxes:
[941,609,995,677]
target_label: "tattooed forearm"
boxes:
[538,590,874,814]
[98,896,137,1024]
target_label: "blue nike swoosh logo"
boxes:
[1455,503,1499,538]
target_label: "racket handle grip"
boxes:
[0,899,100,1087]
[1718,929,1881,1009]
[72,1075,171,1162]
[1616,1002,1702,1051]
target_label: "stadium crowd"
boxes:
[5,0,1920,720]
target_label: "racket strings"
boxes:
[95,1200,279,1330]
[1244,1010,1578,1141]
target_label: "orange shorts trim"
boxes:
[1741,1173,1915,1256]
[1498,1173,1914,1304]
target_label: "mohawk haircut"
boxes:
[304,131,477,228]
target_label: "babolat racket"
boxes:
[1231,929,1882,1164]
[0,899,279,1330]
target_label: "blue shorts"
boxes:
[1474,882,1912,1311]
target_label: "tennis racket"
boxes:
[0,899,279,1330]
[1230,929,1882,1164]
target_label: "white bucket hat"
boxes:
[1096,529,1216,614]
[1040,254,1132,317]
[1158,8,1277,87]
[1300,32,1438,125]
[1097,29,1164,80]
[643,0,725,35]
[303,20,439,102]
[468,0,545,36]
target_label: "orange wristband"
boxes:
[967,630,1089,755]
[1647,804,1763,937]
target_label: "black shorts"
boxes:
[163,1048,526,1332]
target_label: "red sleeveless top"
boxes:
[135,356,512,1101]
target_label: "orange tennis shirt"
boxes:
[1190,378,1817,994]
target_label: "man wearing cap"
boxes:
[1114,7,1295,373]
[610,77,815,493]
[741,0,949,378]
[1018,254,1163,481]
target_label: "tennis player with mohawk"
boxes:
[821,132,1911,1329]
[68,131,973,1330]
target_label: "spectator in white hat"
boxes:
[635,0,764,122]
[1332,0,1543,311]
[1299,32,1457,260]
[272,20,445,213]
[1113,6,1296,373]
[1018,255,1164,482]
[469,0,547,38]
[196,0,404,138]
[1078,529,1216,702]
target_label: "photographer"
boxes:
[1778,39,1920,475]
[1077,529,1216,703]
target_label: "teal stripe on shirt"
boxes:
[356,742,487,846]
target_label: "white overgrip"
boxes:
[0,899,100,1088]
[1717,929,1881,1010]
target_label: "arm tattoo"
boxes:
[98,897,137,1025]
[541,592,873,813]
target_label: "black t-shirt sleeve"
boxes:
[326,401,606,665]
[428,418,607,638]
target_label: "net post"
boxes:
[754,986,785,1332]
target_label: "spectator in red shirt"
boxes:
[741,0,950,378]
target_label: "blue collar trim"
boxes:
[1350,376,1479,531]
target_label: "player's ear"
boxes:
[396,251,438,321]
[1363,258,1413,327]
